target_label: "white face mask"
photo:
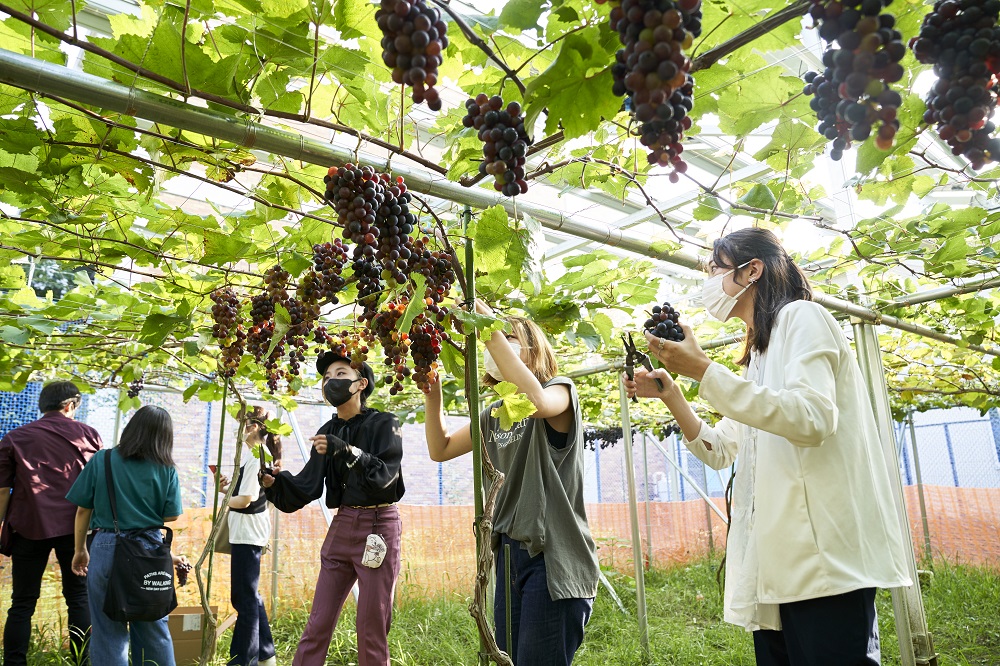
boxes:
[701,260,754,321]
[484,343,521,381]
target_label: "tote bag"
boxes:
[102,450,178,622]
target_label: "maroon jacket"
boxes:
[0,411,103,540]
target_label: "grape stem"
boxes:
[429,0,527,95]
[689,0,811,72]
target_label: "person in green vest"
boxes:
[421,300,599,666]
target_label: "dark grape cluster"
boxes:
[606,0,702,183]
[263,266,291,308]
[248,320,284,392]
[373,177,418,285]
[376,0,448,111]
[583,426,629,451]
[210,287,244,378]
[127,376,143,399]
[643,301,685,341]
[462,94,532,196]
[300,241,349,306]
[802,0,907,159]
[912,0,1000,168]
[408,314,443,392]
[175,559,192,587]
[250,293,275,325]
[409,235,455,321]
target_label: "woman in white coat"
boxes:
[626,228,911,666]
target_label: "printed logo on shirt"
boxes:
[487,422,525,449]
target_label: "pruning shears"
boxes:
[622,332,665,403]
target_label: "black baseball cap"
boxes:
[316,351,376,400]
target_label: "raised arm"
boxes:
[423,376,473,462]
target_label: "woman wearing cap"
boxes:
[421,300,599,666]
[261,352,404,666]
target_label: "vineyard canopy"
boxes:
[0,0,999,423]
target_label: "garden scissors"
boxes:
[622,333,664,403]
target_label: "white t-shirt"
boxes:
[228,455,271,547]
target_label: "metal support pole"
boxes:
[641,433,653,570]
[852,321,937,666]
[908,414,933,565]
[286,409,332,525]
[111,387,123,446]
[270,509,281,614]
[462,206,489,666]
[648,438,729,524]
[619,378,649,661]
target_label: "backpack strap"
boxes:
[103,449,121,534]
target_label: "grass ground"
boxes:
[24,558,1000,665]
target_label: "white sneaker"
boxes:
[260,657,277,666]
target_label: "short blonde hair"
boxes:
[482,316,559,387]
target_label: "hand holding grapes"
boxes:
[644,325,711,381]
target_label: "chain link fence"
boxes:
[2,385,998,643]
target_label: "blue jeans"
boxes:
[229,544,275,666]
[494,535,593,666]
[87,529,175,666]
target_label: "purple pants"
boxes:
[293,505,402,666]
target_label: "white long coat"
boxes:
[686,300,912,629]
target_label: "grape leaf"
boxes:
[490,381,538,430]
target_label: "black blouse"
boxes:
[263,408,405,512]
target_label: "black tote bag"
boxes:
[101,450,178,622]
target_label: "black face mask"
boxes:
[324,377,360,407]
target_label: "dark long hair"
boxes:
[243,405,282,463]
[711,228,812,366]
[117,405,175,467]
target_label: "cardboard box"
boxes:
[168,606,217,666]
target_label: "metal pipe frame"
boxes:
[618,376,650,659]
[852,321,938,666]
[1,48,995,359]
[647,437,729,524]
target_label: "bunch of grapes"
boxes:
[643,301,685,341]
[409,236,455,321]
[376,0,448,111]
[250,292,275,325]
[462,95,532,196]
[802,0,907,159]
[606,0,703,183]
[371,302,412,394]
[127,376,143,399]
[373,177,418,285]
[656,422,681,440]
[248,320,284,392]
[210,287,245,378]
[911,0,1000,168]
[408,314,444,392]
[175,560,192,587]
[300,241,350,306]
[284,297,320,379]
[263,266,291,308]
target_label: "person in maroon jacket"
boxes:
[0,381,103,666]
